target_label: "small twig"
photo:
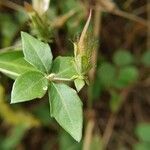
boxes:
[51,9,78,28]
[92,1,149,27]
[83,4,102,150]
[147,1,150,50]
[133,98,144,122]
[102,87,131,149]
[133,4,150,15]
[123,0,134,9]
[80,4,101,150]
[102,113,116,149]
[0,0,24,12]
[83,119,95,150]
[88,6,101,82]
[113,9,149,27]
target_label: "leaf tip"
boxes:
[21,31,26,37]
[21,31,30,41]
[75,134,82,142]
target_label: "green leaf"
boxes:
[141,50,150,67]
[113,50,133,66]
[115,66,139,88]
[2,124,28,150]
[135,123,150,142]
[51,56,78,78]
[48,82,83,142]
[74,78,85,92]
[0,51,36,79]
[109,91,122,113]
[98,62,116,88]
[21,32,53,73]
[134,143,150,150]
[11,71,48,103]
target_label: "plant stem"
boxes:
[53,77,73,82]
[88,5,102,108]
[147,0,150,50]
[83,119,95,150]
[0,0,24,12]
[102,113,116,149]
[83,3,102,150]
[46,74,74,82]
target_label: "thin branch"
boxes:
[83,119,95,150]
[133,4,150,15]
[88,6,101,82]
[92,2,149,27]
[102,87,131,149]
[113,9,148,27]
[123,0,134,9]
[147,1,150,50]
[0,0,24,12]
[51,9,78,28]
[102,113,116,149]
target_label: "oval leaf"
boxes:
[51,56,78,78]
[48,82,83,142]
[21,32,53,73]
[113,50,133,66]
[11,71,48,103]
[0,51,36,79]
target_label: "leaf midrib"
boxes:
[26,38,49,73]
[51,83,74,130]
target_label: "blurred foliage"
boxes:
[113,49,134,66]
[141,50,150,67]
[134,124,150,150]
[0,11,27,47]
[59,130,82,150]
[0,84,40,149]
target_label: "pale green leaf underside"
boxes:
[11,71,48,103]
[51,56,78,78]
[21,32,53,73]
[0,51,36,79]
[48,82,83,142]
[74,78,85,92]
